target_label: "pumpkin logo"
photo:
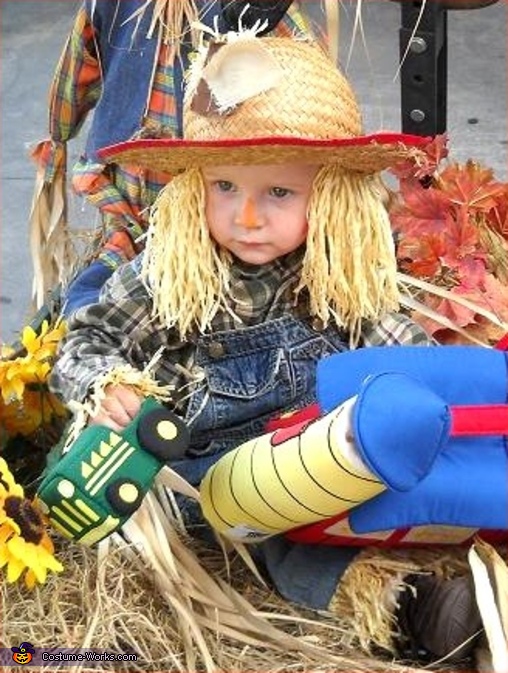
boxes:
[11,642,35,665]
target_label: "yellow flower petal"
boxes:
[28,555,47,584]
[21,325,38,352]
[41,552,63,574]
[0,545,10,568]
[0,516,21,536]
[7,534,26,558]
[4,531,63,584]
[0,465,63,587]
[0,458,23,495]
[6,555,25,583]
[25,568,37,589]
[9,483,23,499]
[0,523,16,543]
[29,538,63,574]
[33,344,56,362]
[1,376,24,402]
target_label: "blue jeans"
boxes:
[169,315,362,610]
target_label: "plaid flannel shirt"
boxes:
[35,2,319,270]
[50,248,433,407]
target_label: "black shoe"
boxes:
[396,574,483,663]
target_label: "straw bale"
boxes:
[0,533,470,673]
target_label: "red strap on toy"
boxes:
[265,403,321,432]
[451,405,508,436]
[495,333,508,350]
[451,336,508,434]
[268,403,508,436]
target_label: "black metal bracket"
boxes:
[399,1,448,136]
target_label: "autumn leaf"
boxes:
[397,233,447,278]
[409,292,477,338]
[433,318,507,346]
[442,277,508,325]
[433,296,478,328]
[390,180,450,236]
[441,208,484,269]
[452,257,488,289]
[438,161,506,213]
[487,186,508,238]
[392,150,508,344]
[415,134,449,177]
[390,134,449,180]
[471,274,508,322]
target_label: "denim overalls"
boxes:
[171,314,361,610]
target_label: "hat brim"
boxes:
[98,133,430,175]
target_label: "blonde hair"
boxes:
[143,166,400,341]
[299,165,400,343]
[142,169,232,337]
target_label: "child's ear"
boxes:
[220,1,293,36]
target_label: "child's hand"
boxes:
[88,384,143,432]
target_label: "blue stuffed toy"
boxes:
[312,345,508,537]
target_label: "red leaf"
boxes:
[409,292,476,338]
[437,277,508,326]
[487,186,508,238]
[390,181,449,236]
[472,275,508,321]
[440,209,482,269]
[390,134,449,180]
[452,257,488,289]
[438,161,506,213]
[434,294,477,328]
[397,233,447,278]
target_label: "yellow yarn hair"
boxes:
[299,165,400,344]
[142,168,232,337]
[144,166,400,342]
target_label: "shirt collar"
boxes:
[231,245,305,281]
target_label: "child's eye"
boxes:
[269,187,291,198]
[217,180,235,192]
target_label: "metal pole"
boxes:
[399,1,448,135]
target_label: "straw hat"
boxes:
[98,35,429,174]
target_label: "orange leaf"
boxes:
[409,292,476,338]
[451,257,488,289]
[390,134,449,180]
[440,277,508,326]
[441,209,483,270]
[390,181,449,236]
[438,161,506,213]
[487,187,508,238]
[397,234,447,278]
[470,275,508,322]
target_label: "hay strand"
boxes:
[1,518,470,673]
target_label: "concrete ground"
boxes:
[1,0,506,342]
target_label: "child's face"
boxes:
[203,163,319,265]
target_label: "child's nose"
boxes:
[236,197,260,229]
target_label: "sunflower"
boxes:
[0,457,63,588]
[21,319,66,361]
[0,356,42,403]
[1,389,67,438]
[1,319,68,441]
[0,318,66,405]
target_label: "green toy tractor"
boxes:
[37,398,189,545]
